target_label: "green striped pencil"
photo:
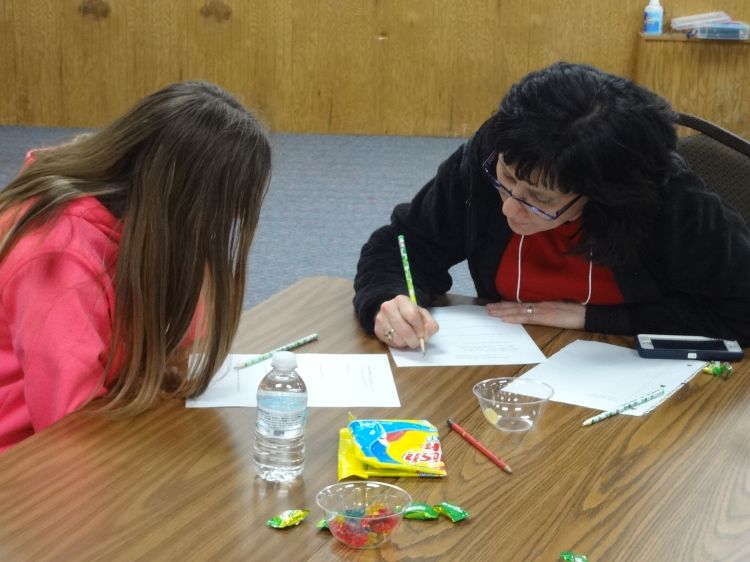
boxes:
[233,333,319,370]
[397,234,425,355]
[582,387,665,426]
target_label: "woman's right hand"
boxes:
[374,295,439,349]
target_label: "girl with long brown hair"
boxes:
[0,81,271,452]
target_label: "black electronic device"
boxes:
[635,334,744,361]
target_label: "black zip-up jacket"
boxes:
[353,129,750,347]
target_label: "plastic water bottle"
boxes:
[253,351,307,482]
[643,0,663,34]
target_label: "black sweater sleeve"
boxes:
[353,142,474,333]
[586,175,750,346]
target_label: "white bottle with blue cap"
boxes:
[643,0,664,34]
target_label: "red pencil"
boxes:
[447,418,513,474]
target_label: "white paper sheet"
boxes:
[517,340,704,415]
[389,305,547,367]
[185,353,400,408]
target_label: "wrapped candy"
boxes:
[403,502,440,520]
[266,509,309,529]
[702,361,732,378]
[433,501,469,523]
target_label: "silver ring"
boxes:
[526,305,534,315]
[384,328,395,343]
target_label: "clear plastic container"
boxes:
[695,21,749,40]
[670,11,731,31]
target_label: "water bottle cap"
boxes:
[271,350,298,370]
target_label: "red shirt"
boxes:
[496,219,624,304]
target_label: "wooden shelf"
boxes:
[639,31,749,43]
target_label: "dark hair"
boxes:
[484,62,681,266]
[0,81,272,416]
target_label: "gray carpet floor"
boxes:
[0,126,475,309]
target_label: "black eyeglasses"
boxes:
[482,151,582,221]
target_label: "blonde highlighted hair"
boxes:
[0,81,271,416]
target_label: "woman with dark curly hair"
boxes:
[354,62,750,350]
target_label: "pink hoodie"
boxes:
[0,196,121,452]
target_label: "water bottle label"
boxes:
[256,408,306,435]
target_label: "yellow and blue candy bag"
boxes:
[346,419,446,477]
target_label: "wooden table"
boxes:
[1,276,749,561]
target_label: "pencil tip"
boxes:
[446,418,454,427]
[504,466,513,474]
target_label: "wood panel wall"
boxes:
[636,36,749,137]
[1,0,748,137]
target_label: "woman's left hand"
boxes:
[486,301,586,330]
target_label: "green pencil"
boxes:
[397,234,425,355]
[234,333,319,370]
[581,387,665,426]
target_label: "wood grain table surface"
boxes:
[0,276,748,562]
